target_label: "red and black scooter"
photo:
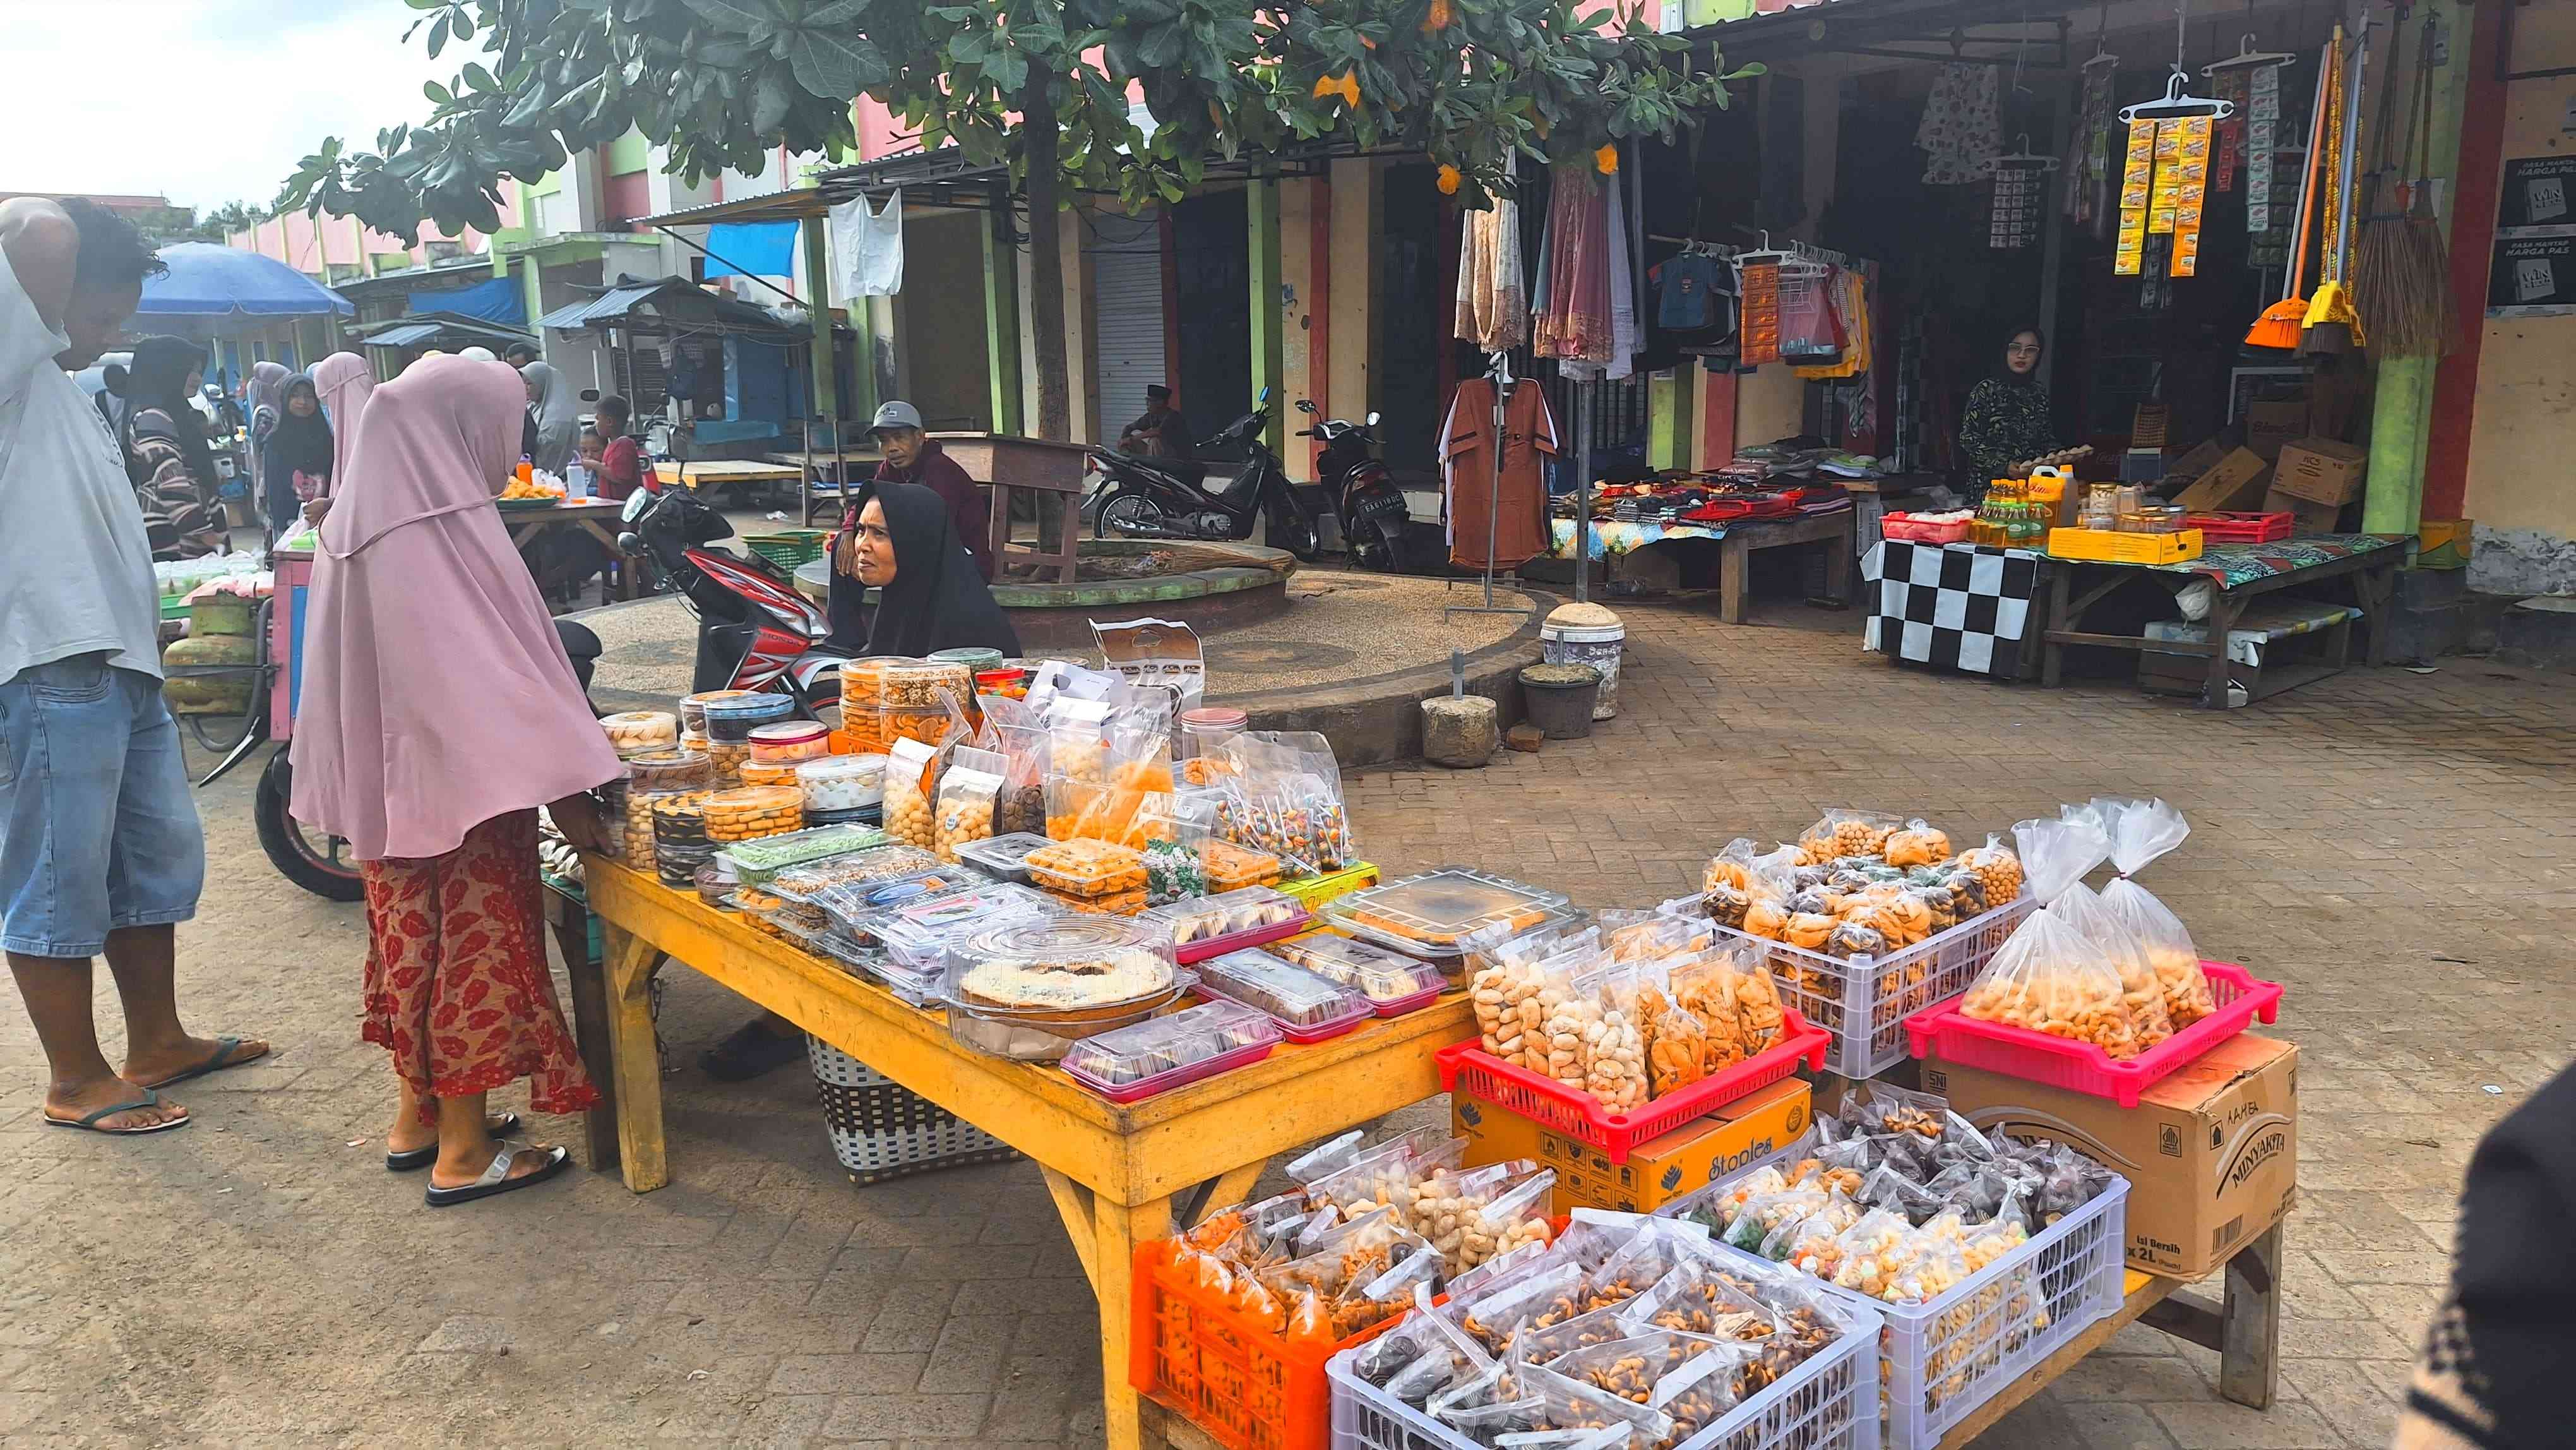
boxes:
[616,482,848,709]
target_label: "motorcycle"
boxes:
[615,480,848,708]
[1087,388,1318,560]
[1296,400,1416,572]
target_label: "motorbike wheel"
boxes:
[1097,489,1168,539]
[254,751,364,902]
[1265,500,1319,561]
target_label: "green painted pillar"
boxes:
[1647,369,1693,470]
[1248,178,1286,457]
[983,183,1024,434]
[2363,0,2471,537]
[799,219,845,436]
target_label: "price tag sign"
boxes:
[2499,157,2576,228]
[2490,232,2576,316]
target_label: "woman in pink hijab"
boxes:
[289,354,621,1207]
[302,352,374,525]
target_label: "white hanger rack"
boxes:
[1991,133,2063,171]
[2203,33,2298,73]
[2121,68,2238,123]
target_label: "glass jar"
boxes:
[748,721,830,764]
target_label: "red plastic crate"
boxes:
[1128,1242,1412,1450]
[1433,1007,1829,1163]
[1903,960,2282,1108]
[1882,514,1974,544]
[2183,511,2294,543]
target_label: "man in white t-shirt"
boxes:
[0,198,268,1135]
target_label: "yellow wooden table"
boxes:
[578,859,1470,1450]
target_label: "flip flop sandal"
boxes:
[44,1089,190,1135]
[383,1113,526,1172]
[134,1035,271,1091]
[424,1142,573,1208]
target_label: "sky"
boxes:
[8,1,461,215]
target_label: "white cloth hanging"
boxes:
[830,189,905,297]
[1917,65,2002,186]
[1603,175,1638,381]
[1453,193,1528,351]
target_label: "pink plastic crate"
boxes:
[1169,911,1313,966]
[1904,960,2282,1107]
[1064,1038,1277,1103]
[1434,1008,1830,1163]
[1883,514,1973,544]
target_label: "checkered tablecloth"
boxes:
[1862,541,2048,678]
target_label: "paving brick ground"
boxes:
[3,600,2568,1448]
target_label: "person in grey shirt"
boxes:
[0,197,269,1135]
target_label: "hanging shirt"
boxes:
[1440,378,1559,571]
[1654,253,1726,331]
[830,189,905,297]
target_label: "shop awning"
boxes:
[1685,0,2082,68]
[537,275,806,337]
[404,272,527,326]
[362,321,442,349]
[357,313,539,351]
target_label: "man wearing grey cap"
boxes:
[849,400,991,582]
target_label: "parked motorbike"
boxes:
[1087,389,1318,560]
[616,480,848,707]
[1296,400,1416,572]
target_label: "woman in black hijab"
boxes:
[120,335,229,558]
[826,480,1020,657]
[1955,324,2063,497]
[261,373,334,536]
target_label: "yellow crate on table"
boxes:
[2047,527,2204,565]
[1274,863,1379,911]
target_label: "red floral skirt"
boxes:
[360,810,599,1123]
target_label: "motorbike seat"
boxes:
[1109,448,1208,491]
[554,619,604,693]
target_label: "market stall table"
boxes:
[574,858,1472,1450]
[766,447,885,526]
[497,498,639,601]
[1551,510,1854,623]
[650,457,805,510]
[931,431,1095,585]
[1864,541,2053,681]
[2041,534,2407,705]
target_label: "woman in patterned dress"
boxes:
[288,354,624,1207]
[119,335,230,559]
[1957,327,2064,498]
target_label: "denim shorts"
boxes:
[0,652,207,957]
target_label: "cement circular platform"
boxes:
[580,567,1553,764]
[790,540,1299,651]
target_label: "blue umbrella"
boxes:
[137,242,354,318]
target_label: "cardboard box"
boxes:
[2168,448,2272,512]
[1452,1077,1813,1215]
[1923,1034,2297,1280]
[2243,398,2308,460]
[2270,437,2368,506]
[2262,486,2344,536]
[2418,518,2474,570]
[2161,438,2227,488]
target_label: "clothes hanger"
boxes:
[1991,133,2063,170]
[2122,69,2238,123]
[2204,33,2299,73]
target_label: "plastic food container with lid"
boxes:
[698,690,797,743]
[1321,866,1571,957]
[1177,707,1248,760]
[943,916,1181,1025]
[951,831,1056,884]
[1140,886,1312,963]
[749,721,830,764]
[804,803,883,829]
[701,785,803,843]
[798,754,886,813]
[1200,839,1284,892]
[624,747,713,793]
[799,870,979,934]
[1062,1000,1282,1102]
[856,882,1061,968]
[845,658,974,711]
[1267,933,1446,1015]
[679,689,755,736]
[1022,839,1148,899]
[713,823,889,882]
[927,646,1005,674]
[1194,948,1373,1042]
[601,710,679,756]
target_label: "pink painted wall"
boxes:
[228,193,521,279]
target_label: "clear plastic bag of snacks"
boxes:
[1959,906,2149,1058]
[1520,1359,1680,1445]
[1426,1362,1542,1436]
[932,746,1005,863]
[1797,808,1905,862]
[1547,1332,1747,1441]
[1136,791,1218,904]
[1375,1285,1498,1405]
[1669,944,1786,1072]
[2009,815,2110,904]
[2051,882,2175,1048]
[2093,797,2214,1026]
[1882,818,1952,868]
[881,737,939,849]
[1702,837,1758,894]
[1218,731,1355,876]
[1457,1259,1589,1358]
[974,693,1052,839]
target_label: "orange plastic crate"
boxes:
[1128,1243,1410,1450]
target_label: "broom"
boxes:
[2246,31,2335,349]
[2303,17,2368,354]
[2354,13,2453,357]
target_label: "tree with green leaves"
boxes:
[284,0,1750,439]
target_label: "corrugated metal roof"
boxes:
[362,322,442,349]
[537,280,666,330]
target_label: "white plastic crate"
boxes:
[806,1037,1017,1184]
[1712,894,2034,1078]
[1694,1182,2126,1450]
[1327,1291,1883,1450]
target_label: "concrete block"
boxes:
[2493,597,2576,673]
[1420,696,1500,768]
[2394,566,2467,611]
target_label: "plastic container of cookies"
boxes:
[679,689,758,736]
[1321,868,1570,956]
[701,786,804,844]
[713,824,890,883]
[1022,839,1148,899]
[951,832,1055,885]
[798,755,885,814]
[1199,839,1285,892]
[600,710,679,756]
[1061,1000,1282,1103]
[748,721,830,764]
[624,747,713,793]
[1140,887,1312,964]
[698,690,797,743]
[766,843,948,902]
[941,916,1181,1023]
[737,760,802,789]
[854,882,1061,969]
[1267,933,1447,1016]
[1195,948,1372,1042]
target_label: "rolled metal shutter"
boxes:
[1089,221,1167,445]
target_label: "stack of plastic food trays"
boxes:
[941,917,1186,1062]
[620,747,713,866]
[852,882,1063,1004]
[1196,947,1374,1043]
[797,754,885,825]
[1268,933,1448,1016]
[1061,1000,1280,1102]
[650,792,717,888]
[1022,839,1150,916]
[1140,886,1311,963]
[951,832,1055,885]
[712,824,888,885]
[1320,867,1574,976]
